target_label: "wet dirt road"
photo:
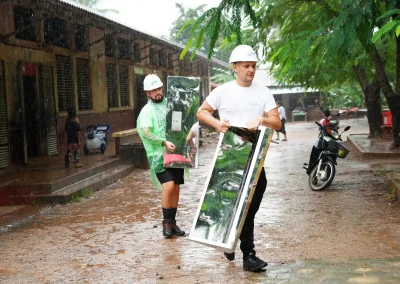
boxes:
[1,118,400,283]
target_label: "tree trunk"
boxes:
[387,96,400,147]
[352,65,382,137]
[364,84,382,138]
[371,47,400,147]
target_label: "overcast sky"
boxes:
[98,0,222,38]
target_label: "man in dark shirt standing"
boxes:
[65,108,82,168]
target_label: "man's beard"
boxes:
[150,95,164,103]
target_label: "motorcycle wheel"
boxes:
[308,160,336,191]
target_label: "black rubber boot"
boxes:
[243,252,268,272]
[171,220,185,236]
[171,208,185,236]
[162,208,173,238]
[162,220,173,238]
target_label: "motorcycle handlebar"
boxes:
[315,121,325,130]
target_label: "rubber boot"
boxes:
[171,208,185,236]
[162,208,173,238]
[162,220,173,238]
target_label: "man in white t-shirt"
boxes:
[275,101,288,141]
[197,45,281,272]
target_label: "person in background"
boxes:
[196,45,281,272]
[275,101,287,141]
[136,74,186,238]
[186,122,199,161]
[65,108,82,168]
[320,109,332,127]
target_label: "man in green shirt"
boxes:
[137,74,185,238]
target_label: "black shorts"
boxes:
[156,168,184,184]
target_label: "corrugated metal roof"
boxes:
[56,0,228,68]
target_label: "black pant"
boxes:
[239,167,267,256]
[278,118,286,134]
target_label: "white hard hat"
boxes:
[229,45,258,63]
[143,74,163,91]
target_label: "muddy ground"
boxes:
[1,118,400,283]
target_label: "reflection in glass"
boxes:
[164,76,200,168]
[190,127,273,250]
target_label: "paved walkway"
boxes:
[347,134,400,158]
[1,120,400,283]
[251,258,400,283]
[348,133,400,202]
[244,130,400,283]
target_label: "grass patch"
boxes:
[386,186,396,200]
[374,168,400,175]
[71,187,93,203]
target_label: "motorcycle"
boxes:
[304,115,351,191]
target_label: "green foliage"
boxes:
[71,187,93,203]
[386,186,396,200]
[182,0,400,114]
[211,67,233,84]
[171,4,232,85]
[322,83,365,109]
[171,4,230,62]
[372,20,399,42]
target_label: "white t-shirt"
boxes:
[206,81,276,127]
[278,106,286,120]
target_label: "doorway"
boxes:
[23,75,39,157]
[134,74,146,126]
[21,63,39,159]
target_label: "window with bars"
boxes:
[105,35,115,58]
[75,25,87,51]
[76,58,91,110]
[159,51,168,68]
[150,47,158,66]
[0,60,9,168]
[44,16,68,48]
[180,57,191,73]
[13,6,37,42]
[134,43,141,63]
[118,38,130,60]
[106,63,118,108]
[162,72,168,95]
[119,65,129,107]
[168,53,174,69]
[134,74,146,119]
[56,54,73,111]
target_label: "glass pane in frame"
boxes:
[165,76,200,169]
[189,126,273,250]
